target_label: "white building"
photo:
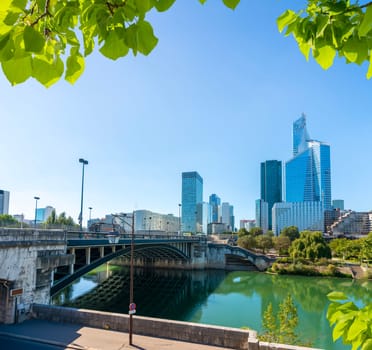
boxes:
[255,199,268,233]
[272,201,324,236]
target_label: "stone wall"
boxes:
[0,228,73,324]
[32,304,321,350]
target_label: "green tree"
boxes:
[237,228,249,237]
[0,0,239,87]
[250,227,263,236]
[260,294,304,346]
[46,209,57,225]
[280,226,300,242]
[289,230,331,261]
[273,235,291,255]
[256,234,273,254]
[327,291,372,350]
[237,234,256,250]
[0,214,18,227]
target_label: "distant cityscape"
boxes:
[1,115,371,237]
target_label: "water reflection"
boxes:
[53,266,371,350]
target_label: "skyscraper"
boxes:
[181,171,203,233]
[0,190,10,215]
[221,202,235,232]
[255,199,268,233]
[260,160,282,230]
[209,193,221,223]
[285,116,332,210]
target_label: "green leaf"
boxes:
[222,0,240,10]
[65,49,84,84]
[366,53,372,79]
[298,40,311,60]
[277,10,297,33]
[313,43,336,69]
[99,30,129,60]
[135,0,152,14]
[137,20,158,55]
[362,338,372,350]
[332,316,353,342]
[11,0,27,11]
[359,6,372,37]
[23,26,45,53]
[153,0,176,12]
[32,56,64,87]
[316,15,329,38]
[1,55,32,85]
[347,318,368,341]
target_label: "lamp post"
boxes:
[178,203,181,235]
[34,196,40,228]
[88,207,93,220]
[78,158,88,231]
[148,216,152,235]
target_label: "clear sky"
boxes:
[1,0,371,226]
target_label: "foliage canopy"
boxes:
[2,0,372,87]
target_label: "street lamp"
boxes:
[78,158,88,231]
[34,196,40,228]
[88,207,93,220]
[178,203,181,235]
[148,216,152,235]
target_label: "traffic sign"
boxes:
[129,302,136,314]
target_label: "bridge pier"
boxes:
[85,248,91,265]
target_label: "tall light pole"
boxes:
[129,212,135,345]
[78,158,88,231]
[88,207,93,220]
[34,196,40,228]
[178,203,181,235]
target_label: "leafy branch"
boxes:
[30,0,52,26]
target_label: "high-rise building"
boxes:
[332,199,344,211]
[255,199,268,233]
[221,202,235,231]
[260,160,282,229]
[272,201,324,235]
[36,206,55,223]
[285,116,332,210]
[196,202,210,234]
[0,190,10,215]
[181,171,203,233]
[209,194,221,223]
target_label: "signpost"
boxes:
[129,302,136,315]
[10,288,23,297]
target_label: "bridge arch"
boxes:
[51,244,189,296]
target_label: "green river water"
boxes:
[52,266,371,350]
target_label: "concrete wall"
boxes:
[32,304,321,350]
[0,229,73,324]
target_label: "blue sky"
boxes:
[1,0,371,225]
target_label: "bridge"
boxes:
[0,228,274,324]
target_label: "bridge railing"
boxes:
[66,231,205,241]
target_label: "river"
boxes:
[52,265,372,350]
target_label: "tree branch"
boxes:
[31,0,51,26]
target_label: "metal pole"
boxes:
[129,213,134,345]
[34,196,40,228]
[178,203,181,235]
[79,158,88,231]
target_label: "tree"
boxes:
[250,227,263,236]
[289,230,331,261]
[0,0,240,87]
[256,234,273,254]
[260,294,303,346]
[280,226,300,242]
[0,214,18,227]
[237,234,256,250]
[277,1,372,79]
[46,209,57,225]
[273,235,291,255]
[327,291,372,350]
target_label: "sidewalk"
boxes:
[0,319,236,350]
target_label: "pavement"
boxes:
[0,319,236,350]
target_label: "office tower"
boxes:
[272,201,324,235]
[196,202,210,234]
[209,194,221,223]
[36,206,55,223]
[255,199,268,232]
[181,171,203,233]
[332,199,344,211]
[221,202,235,231]
[285,116,332,210]
[0,190,10,215]
[260,160,282,230]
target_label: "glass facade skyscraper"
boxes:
[209,193,221,223]
[181,171,203,233]
[260,160,282,230]
[0,190,9,215]
[285,116,332,210]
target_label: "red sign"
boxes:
[129,303,136,311]
[10,288,23,297]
